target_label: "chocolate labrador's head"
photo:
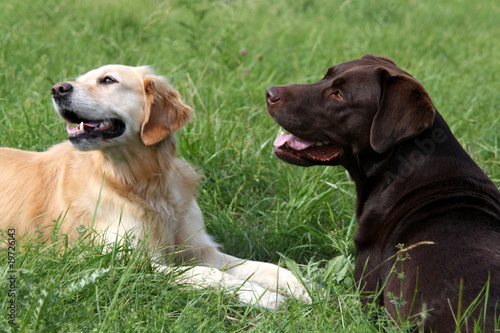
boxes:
[266,54,435,167]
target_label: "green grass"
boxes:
[0,0,499,331]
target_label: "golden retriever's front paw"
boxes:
[288,282,312,304]
[277,270,312,304]
[236,282,287,310]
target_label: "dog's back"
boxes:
[0,143,98,238]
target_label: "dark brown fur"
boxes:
[266,54,500,331]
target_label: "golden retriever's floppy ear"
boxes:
[370,69,435,153]
[141,75,192,146]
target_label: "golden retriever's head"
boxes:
[51,65,191,150]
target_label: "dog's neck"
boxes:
[351,112,499,251]
[348,111,488,222]
[99,137,178,200]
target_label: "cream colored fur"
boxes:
[0,65,310,309]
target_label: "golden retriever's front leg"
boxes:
[155,264,286,309]
[178,265,286,309]
[203,251,312,304]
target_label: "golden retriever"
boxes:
[0,65,310,309]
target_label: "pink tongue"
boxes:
[274,132,316,151]
[83,122,101,128]
[66,122,101,131]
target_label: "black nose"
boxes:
[266,86,280,104]
[51,82,73,99]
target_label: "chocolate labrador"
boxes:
[266,54,500,331]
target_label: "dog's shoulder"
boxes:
[172,158,201,195]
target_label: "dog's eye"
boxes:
[332,91,344,100]
[101,76,117,84]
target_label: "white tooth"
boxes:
[79,122,85,133]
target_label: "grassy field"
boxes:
[0,0,499,331]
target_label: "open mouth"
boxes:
[60,109,125,142]
[273,131,343,166]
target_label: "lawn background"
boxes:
[0,0,499,331]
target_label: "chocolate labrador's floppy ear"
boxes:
[141,75,192,146]
[370,69,435,153]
